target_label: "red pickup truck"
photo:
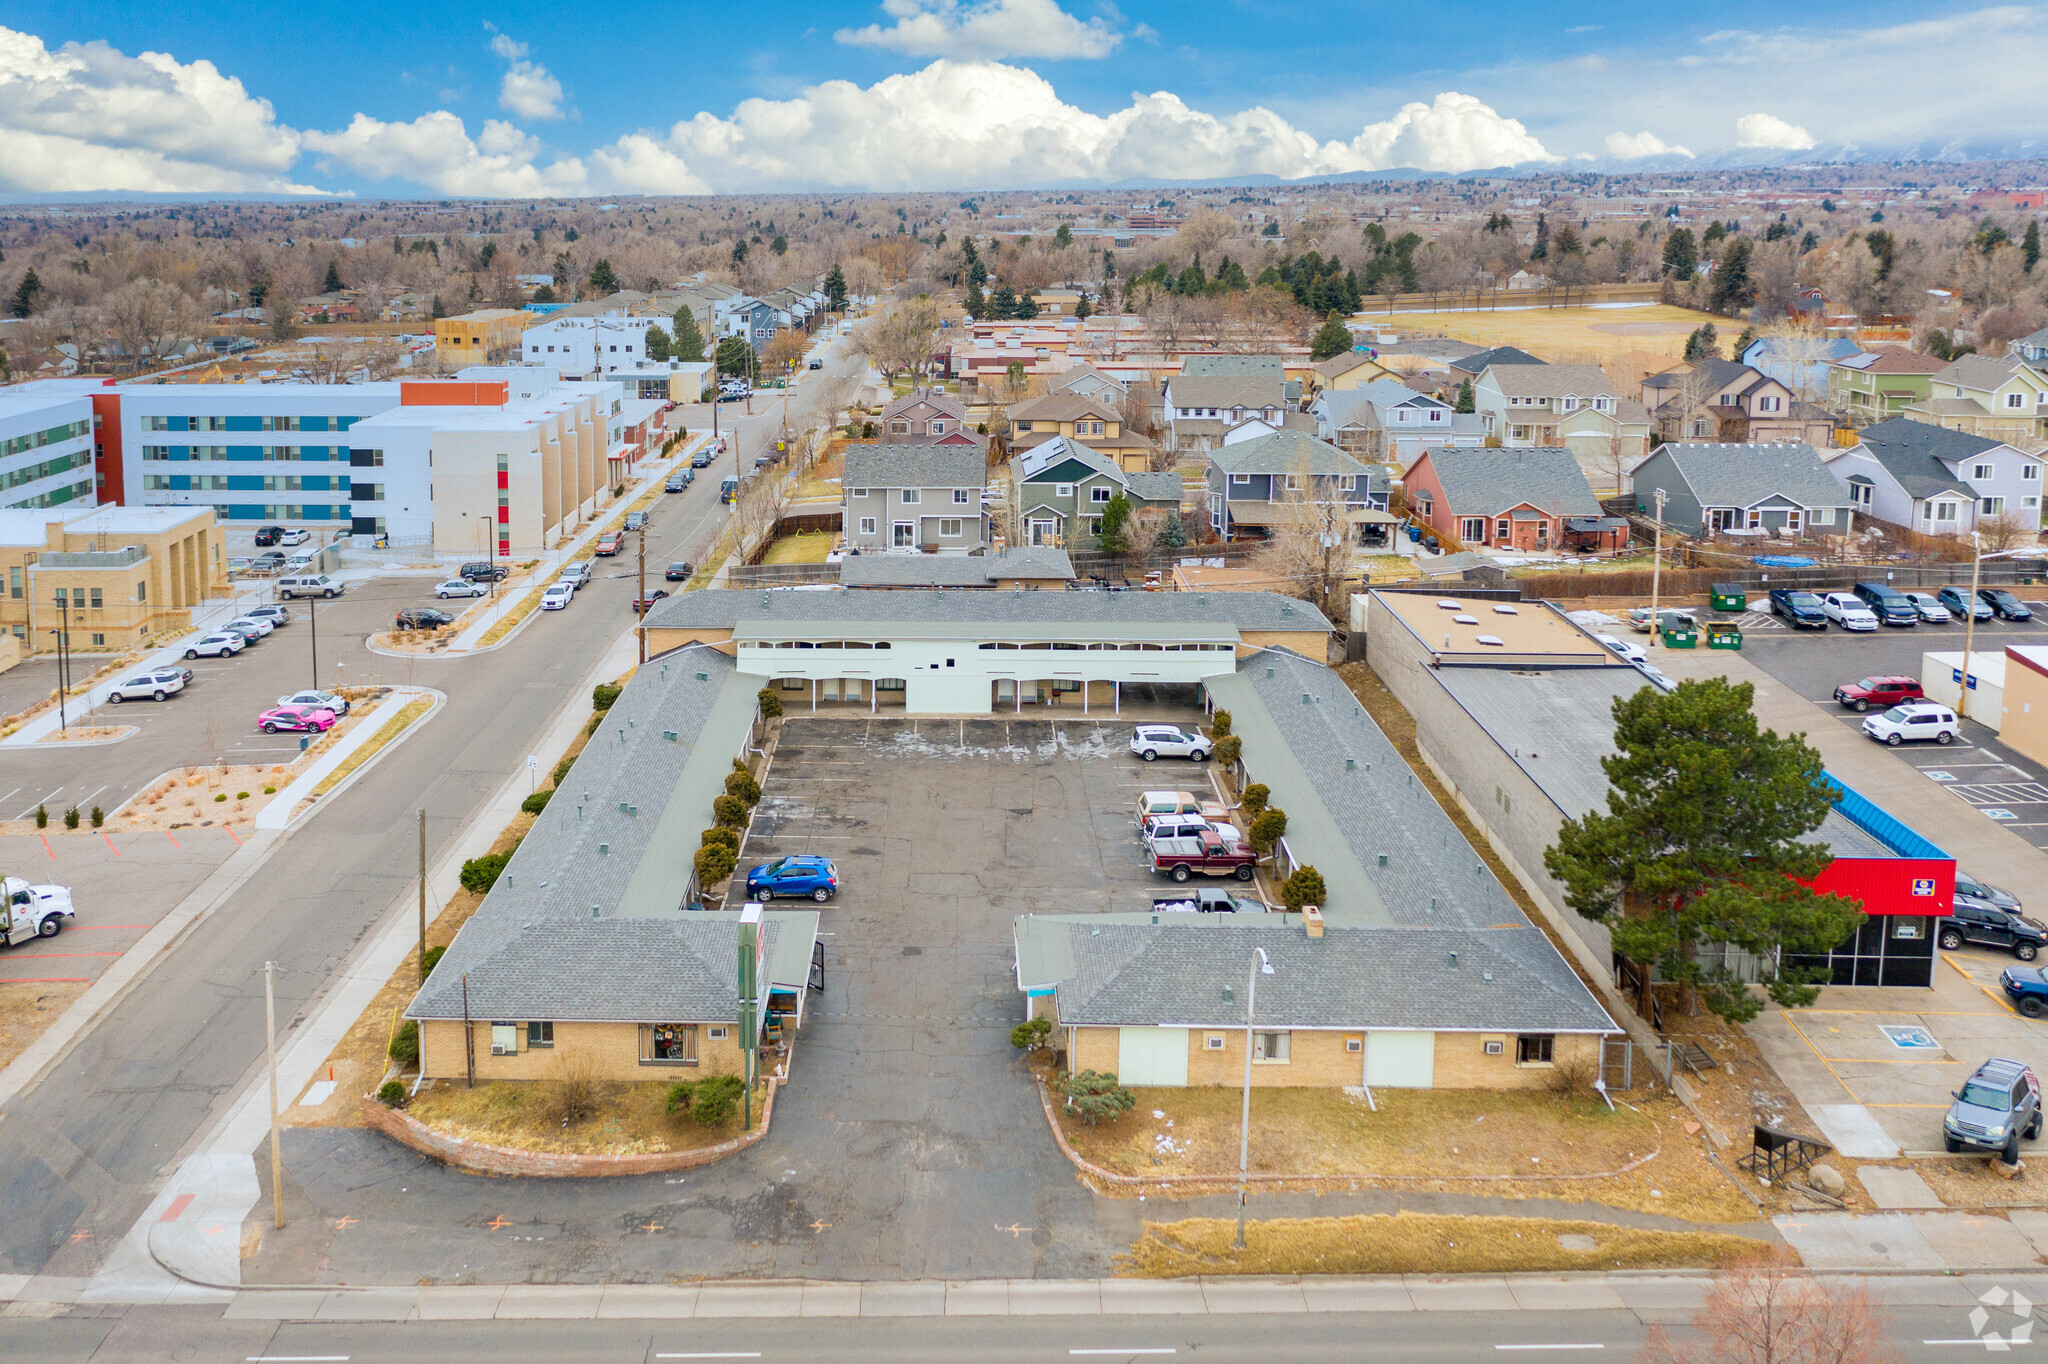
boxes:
[1149,829,1257,883]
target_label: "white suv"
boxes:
[185,632,246,659]
[1820,592,1880,631]
[1130,725,1212,762]
[1863,702,1960,746]
[107,669,185,703]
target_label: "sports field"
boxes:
[1367,302,1729,363]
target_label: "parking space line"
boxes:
[1779,1009,1862,1104]
[1980,986,2025,1018]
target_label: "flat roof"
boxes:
[1371,591,1623,668]
[646,587,1330,635]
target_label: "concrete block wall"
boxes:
[421,1019,747,1083]
[1068,1025,1601,1090]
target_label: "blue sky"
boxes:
[1,2,2042,197]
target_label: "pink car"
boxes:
[258,704,337,735]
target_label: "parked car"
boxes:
[276,573,340,599]
[257,704,336,734]
[665,561,694,582]
[666,473,688,493]
[1940,586,1995,621]
[1958,872,2023,913]
[559,561,592,589]
[277,528,310,546]
[250,551,286,572]
[223,614,274,639]
[1135,791,1203,825]
[1835,675,1924,712]
[460,562,509,582]
[1131,724,1211,762]
[185,632,246,659]
[1152,888,1263,914]
[1904,591,1954,623]
[2001,966,2048,1019]
[541,582,575,611]
[1943,1057,2040,1159]
[227,556,253,575]
[278,689,350,716]
[394,607,455,631]
[1863,702,1960,746]
[1853,581,1920,627]
[253,525,286,547]
[746,855,838,902]
[245,604,291,627]
[1627,607,1698,634]
[594,533,625,556]
[2,876,75,946]
[1819,592,1880,631]
[1592,633,1648,663]
[1149,829,1258,883]
[435,578,488,599]
[1767,589,1829,629]
[808,358,824,370]
[632,590,670,614]
[624,511,648,532]
[691,449,713,468]
[1144,815,1245,850]
[1941,902,2048,960]
[283,554,316,573]
[107,669,185,703]
[678,468,696,487]
[1982,588,2036,622]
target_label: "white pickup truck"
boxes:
[2,876,75,946]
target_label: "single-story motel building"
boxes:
[412,589,1619,1091]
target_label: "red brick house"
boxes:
[1405,446,1627,554]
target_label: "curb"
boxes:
[259,688,443,831]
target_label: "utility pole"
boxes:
[52,595,70,739]
[1234,946,1272,1252]
[265,960,284,1230]
[418,809,428,985]
[636,526,648,664]
[1646,487,1669,651]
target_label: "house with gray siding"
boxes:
[1822,416,2043,537]
[1627,441,1850,538]
[1203,429,1388,543]
[843,445,989,553]
[1012,436,1182,549]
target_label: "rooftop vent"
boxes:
[1436,600,1461,610]
[591,905,601,919]
[1448,950,1458,968]
[1454,614,1479,625]
[663,729,678,741]
[1475,635,1505,646]
[598,842,610,856]
[1492,604,1519,615]
[696,670,709,681]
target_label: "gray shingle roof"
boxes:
[643,587,1330,634]
[1483,364,1614,399]
[1180,355,1288,378]
[1419,446,1602,518]
[839,547,1075,587]
[1448,345,1545,375]
[1167,375,1288,409]
[1644,442,1849,510]
[1042,919,1616,1033]
[1852,417,2000,500]
[880,387,966,421]
[1125,471,1188,504]
[1938,353,2037,394]
[843,445,985,490]
[1208,429,1372,478]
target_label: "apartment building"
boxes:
[433,309,533,367]
[0,504,225,653]
[520,313,666,373]
[0,385,96,512]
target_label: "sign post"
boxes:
[738,904,763,1130]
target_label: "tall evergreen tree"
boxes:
[1454,378,1475,414]
[1309,314,1354,362]
[1683,324,1719,361]
[322,260,343,293]
[1709,238,1755,315]
[1072,292,1092,320]
[1660,228,1698,277]
[672,306,706,362]
[964,281,986,320]
[988,283,1019,319]
[643,325,672,363]
[2025,221,2043,274]
[10,268,43,318]
[587,259,621,295]
[824,264,847,310]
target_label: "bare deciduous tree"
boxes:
[1639,1251,1898,1364]
[1252,457,1354,618]
[103,278,205,372]
[857,296,943,380]
[1977,510,2033,553]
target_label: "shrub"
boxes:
[591,682,622,713]
[725,769,761,805]
[700,825,739,850]
[214,793,228,803]
[236,791,250,801]
[90,806,104,827]
[35,804,47,828]
[1248,807,1288,854]
[1549,1050,1600,1098]
[262,786,276,795]
[548,1053,599,1126]
[1010,1016,1053,1052]
[757,687,784,719]
[459,849,514,895]
[689,1073,746,1126]
[552,755,574,786]
[377,1080,408,1108]
[522,788,553,815]
[421,945,446,977]
[844,420,859,438]
[1053,1069,1135,1127]
[712,793,748,827]
[63,806,79,829]
[695,842,738,885]
[1279,864,1328,911]
[388,1019,420,1065]
[861,421,877,439]
[1213,735,1242,768]
[1209,709,1232,738]
[1239,784,1270,818]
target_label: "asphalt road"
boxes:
[0,338,867,1280]
[0,1299,2024,1362]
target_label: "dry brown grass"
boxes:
[1384,304,1730,362]
[1062,1086,1759,1223]
[1119,1211,1771,1278]
[0,982,86,1074]
[759,532,837,566]
[403,1076,763,1156]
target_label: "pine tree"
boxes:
[1454,378,1475,414]
[322,260,343,293]
[10,268,42,318]
[644,325,672,362]
[964,281,986,319]
[672,306,705,362]
[824,264,847,310]
[1014,293,1039,319]
[430,295,446,320]
[2025,221,2043,273]
[587,259,620,295]
[1683,323,1719,362]
[1309,314,1353,362]
[988,283,1019,319]
[1709,238,1754,315]
[1072,292,1092,320]
[1153,508,1187,549]
[1660,228,1698,278]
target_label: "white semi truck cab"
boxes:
[1,876,75,947]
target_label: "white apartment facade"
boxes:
[0,385,96,512]
[520,314,665,373]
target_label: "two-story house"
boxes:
[1470,364,1651,484]
[1828,347,1950,419]
[1739,335,1863,397]
[1051,362,1128,405]
[1628,442,1851,538]
[879,388,968,440]
[842,446,990,554]
[1907,354,2048,443]
[1641,359,1833,446]
[1013,437,1183,549]
[1823,417,2044,537]
[1404,446,1624,554]
[2017,325,2048,367]
[1204,430,1389,544]
[1006,393,1155,471]
[1311,380,1469,465]
[1445,345,1544,384]
[1161,374,1289,454]
[1305,349,1395,398]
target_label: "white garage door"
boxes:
[1117,1027,1190,1087]
[1365,1031,1435,1088]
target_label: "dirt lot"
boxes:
[0,982,86,1073]
[1385,303,1729,363]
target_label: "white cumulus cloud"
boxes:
[836,0,1122,60]
[592,63,1552,194]
[1603,129,1693,159]
[1734,111,1815,150]
[0,25,325,193]
[488,29,566,120]
[304,112,586,196]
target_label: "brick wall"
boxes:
[1431,1030,1600,1089]
[1069,1026,1602,1090]
[421,1019,747,1083]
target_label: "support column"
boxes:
[1083,680,1089,715]
[811,678,817,713]
[1114,680,1121,715]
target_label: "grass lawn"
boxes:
[760,532,838,565]
[402,1077,764,1156]
[1120,1211,1768,1278]
[1059,1085,1757,1222]
[1377,303,1726,362]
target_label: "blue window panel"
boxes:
[302,416,330,432]
[170,445,190,460]
[304,445,329,460]
[227,475,263,491]
[301,504,329,520]
[231,505,264,519]
[168,416,189,433]
[337,416,357,431]
[337,476,351,490]
[228,446,263,461]
[226,414,261,432]
[301,476,329,491]
[168,475,190,491]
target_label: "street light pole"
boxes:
[1234,946,1274,1252]
[53,594,71,738]
[636,526,648,665]
[1646,487,1669,650]
[1962,532,1984,724]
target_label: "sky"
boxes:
[1,1,2045,199]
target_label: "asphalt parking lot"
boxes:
[1713,596,2048,858]
[0,828,240,987]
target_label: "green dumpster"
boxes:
[1705,621,1743,650]
[1661,621,1699,648]
[1710,582,1747,613]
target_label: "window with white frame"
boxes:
[1516,1034,1554,1066]
[1252,1031,1290,1063]
[1848,481,1873,507]
[901,488,920,504]
[859,517,877,535]
[1933,501,1959,522]
[1055,483,1073,497]
[953,488,970,504]
[1091,486,1112,503]
[1428,409,1443,421]
[1811,507,1837,525]
[1757,395,1781,412]
[2026,495,2040,510]
[939,518,963,537]
[1338,475,1355,491]
[2026,464,2042,481]
[1983,496,2007,517]
[1462,517,1486,542]
[1496,517,1510,539]
[1230,473,1251,486]
[1086,516,1103,534]
[1283,474,1303,490]
[1975,463,1996,480]
[2009,392,2028,409]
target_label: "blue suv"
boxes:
[746,855,839,902]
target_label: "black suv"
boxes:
[253,525,286,547]
[395,607,455,631]
[460,562,509,582]
[1945,1057,2040,1160]
[1938,902,2048,960]
[1768,588,1828,629]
